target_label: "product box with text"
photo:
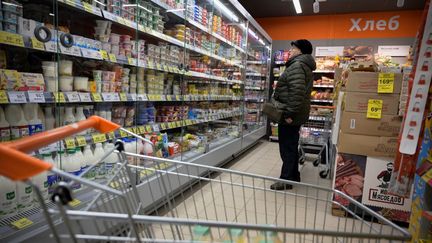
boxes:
[340,111,402,137]
[345,71,402,94]
[338,131,398,157]
[343,92,400,115]
[333,153,412,223]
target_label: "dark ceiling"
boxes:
[238,0,427,18]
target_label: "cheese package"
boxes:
[20,72,45,91]
[0,69,23,91]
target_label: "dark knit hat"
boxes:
[291,39,313,54]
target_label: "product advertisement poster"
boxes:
[362,157,413,212]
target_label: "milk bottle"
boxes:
[0,176,17,218]
[6,104,29,140]
[0,106,11,141]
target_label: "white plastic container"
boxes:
[93,143,106,179]
[0,176,17,218]
[16,181,33,211]
[59,60,73,75]
[0,106,11,142]
[6,104,29,140]
[75,106,86,135]
[63,107,76,126]
[59,76,74,92]
[31,158,48,201]
[43,152,58,194]
[45,77,57,92]
[83,145,96,180]
[104,143,118,178]
[74,147,86,175]
[44,107,55,131]
[63,149,81,190]
[26,104,44,135]
[73,76,89,92]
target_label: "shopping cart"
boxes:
[0,116,411,242]
[299,114,333,179]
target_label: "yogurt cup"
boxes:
[73,76,89,92]
[102,71,110,82]
[110,33,120,44]
[45,77,58,92]
[59,76,74,92]
[92,70,102,82]
[59,60,73,75]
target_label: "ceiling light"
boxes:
[397,0,404,7]
[258,38,265,45]
[313,0,319,13]
[292,0,302,14]
[212,0,239,22]
[248,29,258,39]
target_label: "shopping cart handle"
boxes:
[4,116,120,154]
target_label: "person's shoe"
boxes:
[270,182,293,190]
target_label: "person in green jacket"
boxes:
[270,39,316,190]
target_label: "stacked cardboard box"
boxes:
[338,71,403,157]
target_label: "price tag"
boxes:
[163,65,169,72]
[107,132,115,140]
[109,54,117,63]
[28,91,45,103]
[64,138,76,149]
[137,94,147,101]
[137,126,145,134]
[69,199,81,207]
[176,121,182,127]
[8,92,27,103]
[117,17,127,25]
[167,66,173,72]
[54,92,66,103]
[156,63,162,70]
[92,133,107,143]
[167,122,174,128]
[0,91,8,103]
[153,124,160,132]
[82,2,93,13]
[0,31,24,47]
[102,10,117,22]
[101,93,113,101]
[11,218,33,229]
[31,37,44,50]
[145,125,152,133]
[160,123,167,130]
[76,136,87,147]
[109,181,120,189]
[186,120,192,125]
[92,93,103,102]
[147,61,154,68]
[100,50,109,60]
[176,95,181,101]
[166,95,172,101]
[60,45,74,55]
[128,58,135,65]
[378,73,395,93]
[119,93,128,101]
[65,92,80,102]
[119,129,128,138]
[81,48,102,59]
[367,99,383,119]
[78,93,92,102]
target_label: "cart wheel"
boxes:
[313,158,320,167]
[299,157,305,165]
[319,169,329,178]
[51,182,73,205]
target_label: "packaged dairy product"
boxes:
[82,145,96,180]
[63,107,76,126]
[44,107,55,131]
[31,156,48,201]
[63,149,81,190]
[75,106,86,135]
[93,143,106,179]
[0,176,17,218]
[0,106,11,141]
[75,147,86,175]
[16,181,33,211]
[25,104,43,135]
[104,143,118,177]
[6,104,29,140]
[44,152,58,194]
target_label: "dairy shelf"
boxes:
[0,91,243,104]
[57,0,245,69]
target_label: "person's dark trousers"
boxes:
[278,124,301,181]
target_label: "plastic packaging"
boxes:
[6,104,29,140]
[93,143,106,179]
[31,158,48,201]
[43,152,58,194]
[0,106,11,142]
[59,60,73,75]
[104,143,118,177]
[44,107,55,131]
[83,145,96,180]
[26,104,43,135]
[63,107,76,126]
[0,176,17,218]
[63,149,81,190]
[16,180,33,211]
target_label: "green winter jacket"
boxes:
[272,54,316,126]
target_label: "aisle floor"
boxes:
[152,140,400,242]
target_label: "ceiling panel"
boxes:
[238,0,427,18]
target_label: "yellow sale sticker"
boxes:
[138,126,146,134]
[31,37,44,50]
[100,50,109,60]
[119,130,128,138]
[76,136,87,147]
[145,125,152,133]
[119,93,128,101]
[378,73,395,93]
[91,93,102,102]
[11,218,33,229]
[92,134,107,143]
[64,138,76,149]
[367,99,383,119]
[109,54,117,63]
[54,92,66,103]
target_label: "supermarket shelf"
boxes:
[0,91,242,104]
[245,97,265,102]
[57,110,243,151]
[311,99,333,103]
[309,115,332,121]
[246,109,259,113]
[269,136,279,141]
[313,84,334,88]
[246,72,265,77]
[313,70,335,73]
[56,0,244,68]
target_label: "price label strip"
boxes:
[92,133,107,143]
[76,136,87,147]
[8,92,27,103]
[100,50,109,60]
[28,91,45,103]
[78,93,92,102]
[367,99,383,119]
[11,218,33,229]
[92,93,103,102]
[378,73,395,93]
[107,131,115,140]
[54,92,66,103]
[160,123,167,130]
[109,54,117,63]
[119,129,128,138]
[31,37,45,50]
[119,93,128,101]
[0,91,8,103]
[0,31,24,47]
[69,199,81,207]
[64,138,76,149]
[65,92,80,102]
[145,125,152,133]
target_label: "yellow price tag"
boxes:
[186,120,192,125]
[100,50,109,60]
[0,91,8,103]
[54,92,66,103]
[0,31,24,47]
[119,93,128,101]
[138,126,146,134]
[160,123,167,130]
[31,37,44,50]
[11,218,33,229]
[69,199,81,207]
[64,138,76,149]
[119,129,127,138]
[378,73,395,93]
[92,93,102,102]
[145,125,152,132]
[421,169,432,182]
[176,121,182,127]
[107,131,115,140]
[82,2,93,13]
[109,181,120,189]
[156,63,162,70]
[109,54,117,62]
[166,95,172,101]
[76,136,87,147]
[128,57,135,65]
[367,99,383,119]
[92,133,107,143]
[147,61,154,68]
[176,95,181,101]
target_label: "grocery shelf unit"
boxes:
[0,0,272,242]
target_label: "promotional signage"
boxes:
[315,46,344,56]
[378,45,411,57]
[362,157,412,212]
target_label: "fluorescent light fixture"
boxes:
[2,2,20,7]
[248,29,258,39]
[313,0,319,13]
[49,13,55,16]
[94,0,106,6]
[397,0,404,7]
[293,0,302,14]
[213,0,239,22]
[258,38,265,45]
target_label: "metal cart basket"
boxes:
[0,116,411,242]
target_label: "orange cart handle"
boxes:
[0,116,120,181]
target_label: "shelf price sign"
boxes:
[92,93,103,102]
[100,50,109,60]
[92,133,107,143]
[0,91,8,103]
[76,136,87,147]
[378,73,395,93]
[11,218,33,229]
[54,92,66,103]
[31,37,44,50]
[0,31,24,47]
[367,99,383,119]
[109,54,117,63]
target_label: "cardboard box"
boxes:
[343,92,400,115]
[340,111,402,137]
[337,131,398,157]
[345,71,402,93]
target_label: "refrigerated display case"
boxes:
[0,0,271,241]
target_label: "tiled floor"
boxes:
[150,141,405,242]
